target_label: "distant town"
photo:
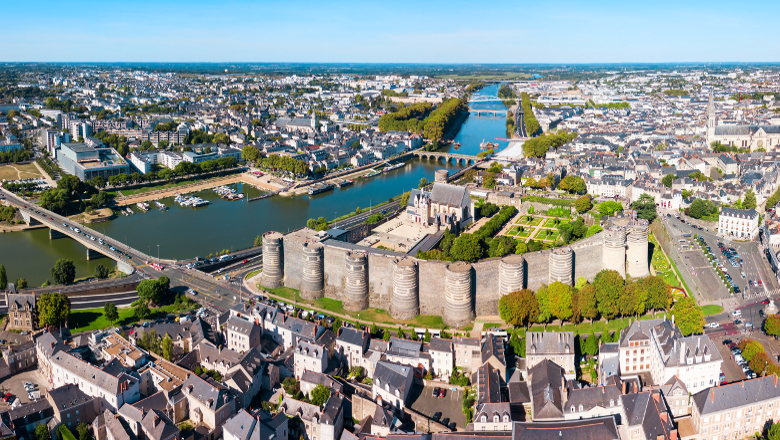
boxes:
[1,63,780,440]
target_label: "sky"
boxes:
[2,0,779,64]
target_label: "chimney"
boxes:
[670,429,678,440]
[660,412,667,423]
[742,381,745,388]
[710,388,715,403]
[672,314,675,326]
[679,341,685,364]
[652,392,660,403]
[633,381,638,393]
[775,375,778,387]
[622,381,628,395]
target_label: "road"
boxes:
[333,200,401,229]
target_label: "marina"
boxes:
[363,169,382,178]
[308,183,335,195]
[335,179,354,188]
[383,162,405,173]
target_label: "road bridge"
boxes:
[468,108,509,116]
[412,151,484,166]
[2,189,151,274]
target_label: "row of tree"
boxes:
[377,102,432,133]
[423,98,468,140]
[499,269,694,329]
[260,154,310,175]
[522,131,579,158]
[520,92,541,136]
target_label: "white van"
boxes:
[219,255,231,261]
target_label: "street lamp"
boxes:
[157,245,160,263]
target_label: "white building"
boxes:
[618,318,722,395]
[49,351,141,411]
[294,341,327,380]
[128,151,156,174]
[159,151,184,169]
[719,208,760,240]
[428,338,454,380]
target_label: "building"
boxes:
[293,341,328,380]
[225,317,261,353]
[620,389,677,440]
[0,137,23,153]
[128,151,156,174]
[453,337,481,373]
[719,208,760,240]
[159,151,183,169]
[525,332,576,378]
[473,363,512,432]
[223,409,288,440]
[528,359,565,421]
[406,182,473,230]
[482,335,507,380]
[278,393,343,440]
[56,142,130,182]
[5,292,36,331]
[335,327,369,370]
[46,384,99,430]
[49,351,141,411]
[2,341,37,374]
[181,373,236,433]
[564,376,624,421]
[691,375,780,440]
[618,318,722,395]
[511,417,620,440]
[428,337,454,380]
[372,361,414,410]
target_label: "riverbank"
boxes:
[113,172,281,206]
[442,109,470,142]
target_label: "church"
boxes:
[706,93,780,150]
[406,182,473,230]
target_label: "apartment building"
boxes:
[428,337,454,380]
[226,316,261,353]
[526,332,576,378]
[49,351,141,411]
[691,376,780,440]
[293,341,327,380]
[334,327,369,369]
[719,208,760,240]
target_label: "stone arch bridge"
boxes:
[412,151,483,166]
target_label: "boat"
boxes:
[136,202,149,212]
[125,207,134,215]
[480,140,497,150]
[155,201,167,211]
[364,170,382,178]
[336,179,354,188]
[191,198,210,207]
[382,162,406,173]
[453,142,461,150]
[308,183,335,195]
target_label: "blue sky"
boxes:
[2,0,779,63]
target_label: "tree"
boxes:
[642,276,672,312]
[35,423,51,440]
[254,235,262,247]
[424,328,432,342]
[670,296,705,336]
[306,218,317,229]
[51,259,76,285]
[598,201,623,217]
[547,282,573,322]
[662,173,676,188]
[76,423,90,440]
[575,195,593,214]
[483,173,497,189]
[15,278,28,289]
[632,193,658,223]
[558,175,586,194]
[621,279,648,317]
[134,301,151,320]
[535,285,552,323]
[744,189,757,210]
[94,264,110,280]
[499,289,540,327]
[739,339,765,363]
[137,278,168,306]
[104,302,119,326]
[449,233,485,262]
[578,284,599,322]
[584,333,599,356]
[769,421,780,440]
[161,334,174,361]
[396,328,405,339]
[310,384,331,407]
[38,292,71,328]
[419,178,428,189]
[764,314,780,339]
[593,270,624,319]
[0,265,6,290]
[383,329,390,341]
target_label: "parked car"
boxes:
[432,387,440,397]
[439,389,447,398]
[433,412,442,421]
[707,322,720,328]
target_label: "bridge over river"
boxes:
[411,150,485,165]
[1,188,157,274]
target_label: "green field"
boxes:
[701,305,724,316]
[0,163,43,181]
[69,303,197,334]
[119,179,203,196]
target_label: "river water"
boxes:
[0,84,510,286]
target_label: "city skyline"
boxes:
[2,0,780,64]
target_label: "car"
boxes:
[763,299,770,304]
[747,372,757,379]
[723,339,733,345]
[720,380,728,385]
[242,259,248,264]
[441,418,450,426]
[742,365,751,372]
[707,322,720,328]
[433,387,440,397]
[733,310,742,316]
[759,280,763,286]
[433,412,442,421]
[760,310,765,317]
[734,286,741,294]
[439,389,446,398]
[188,289,198,295]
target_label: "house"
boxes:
[278,393,343,440]
[2,341,37,374]
[481,335,507,380]
[294,341,328,380]
[181,373,236,434]
[525,332,576,378]
[5,292,36,331]
[101,333,148,369]
[223,409,288,440]
[223,347,272,409]
[46,384,99,431]
[385,337,430,373]
[335,327,369,370]
[3,400,54,440]
[620,389,677,440]
[92,408,133,440]
[428,338,454,380]
[299,370,343,397]
[473,363,512,432]
[372,361,414,410]
[528,359,565,421]
[453,337,481,374]
[654,375,690,417]
[563,376,624,420]
[225,317,262,354]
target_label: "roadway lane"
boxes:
[333,200,401,229]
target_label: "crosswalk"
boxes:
[742,288,780,301]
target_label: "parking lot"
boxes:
[0,370,47,408]
[408,385,466,431]
[709,334,748,383]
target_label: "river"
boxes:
[0,84,511,286]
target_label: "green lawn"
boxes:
[518,231,530,237]
[69,303,196,334]
[701,305,724,316]
[507,231,518,236]
[244,269,262,279]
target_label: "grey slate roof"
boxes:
[720,207,759,219]
[336,327,369,347]
[511,417,620,440]
[428,337,453,353]
[693,375,780,415]
[526,332,574,356]
[528,359,564,420]
[374,360,413,397]
[620,390,674,440]
[482,335,506,366]
[51,351,137,394]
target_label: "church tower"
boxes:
[706,91,715,144]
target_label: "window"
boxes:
[610,400,614,407]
